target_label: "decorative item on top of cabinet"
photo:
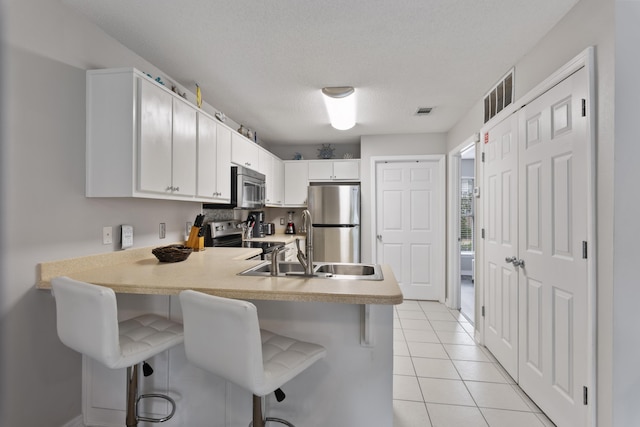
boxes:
[195,83,202,108]
[317,144,336,159]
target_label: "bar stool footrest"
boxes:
[136,393,177,423]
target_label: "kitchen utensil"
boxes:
[264,223,275,235]
[285,211,296,235]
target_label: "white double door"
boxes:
[375,158,444,301]
[483,68,589,426]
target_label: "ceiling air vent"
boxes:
[415,107,433,116]
[484,68,514,123]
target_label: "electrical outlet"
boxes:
[280,217,285,225]
[102,226,113,245]
[121,225,134,249]
[159,223,166,239]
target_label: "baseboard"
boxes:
[60,415,85,427]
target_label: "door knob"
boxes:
[505,256,517,264]
[513,259,525,268]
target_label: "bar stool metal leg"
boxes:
[249,395,295,427]
[126,365,138,427]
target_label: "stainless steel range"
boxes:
[204,220,285,260]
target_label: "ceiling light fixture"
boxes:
[322,86,356,130]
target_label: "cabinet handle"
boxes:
[174,186,179,192]
[166,186,173,191]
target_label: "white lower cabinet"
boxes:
[284,161,309,206]
[283,239,304,262]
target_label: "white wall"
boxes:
[446,0,616,424]
[360,133,446,264]
[613,2,640,425]
[0,1,211,425]
[268,142,361,161]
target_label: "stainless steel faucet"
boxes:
[270,246,281,276]
[296,209,314,276]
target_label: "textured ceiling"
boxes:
[62,0,579,146]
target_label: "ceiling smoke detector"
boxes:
[415,107,433,116]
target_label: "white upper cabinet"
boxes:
[231,132,259,171]
[197,113,231,202]
[261,151,284,206]
[137,77,173,194]
[284,161,309,206]
[272,156,285,206]
[169,97,197,196]
[86,68,229,202]
[308,159,360,181]
[215,125,232,201]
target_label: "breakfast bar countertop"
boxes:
[37,246,403,305]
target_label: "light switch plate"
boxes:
[121,225,134,249]
[102,226,112,245]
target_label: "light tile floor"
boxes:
[393,300,556,427]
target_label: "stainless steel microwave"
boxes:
[234,166,265,209]
[203,166,265,209]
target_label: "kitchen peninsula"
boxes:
[38,246,402,427]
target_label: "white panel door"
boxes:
[483,113,519,379]
[376,160,444,300]
[517,68,588,427]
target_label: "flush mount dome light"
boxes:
[322,86,356,130]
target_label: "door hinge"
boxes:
[481,152,485,162]
[583,386,588,405]
[582,241,588,259]
[582,99,587,117]
[481,306,485,317]
[481,228,485,239]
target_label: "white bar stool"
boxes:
[179,290,326,427]
[51,276,184,426]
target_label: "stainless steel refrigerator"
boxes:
[307,184,360,263]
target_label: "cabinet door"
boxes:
[231,132,259,170]
[196,113,217,198]
[308,161,334,180]
[138,78,172,194]
[272,157,285,206]
[333,160,360,180]
[284,161,309,206]
[171,99,197,196]
[216,125,232,201]
[260,150,275,203]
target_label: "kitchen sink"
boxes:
[248,262,306,274]
[239,261,384,281]
[315,264,377,276]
